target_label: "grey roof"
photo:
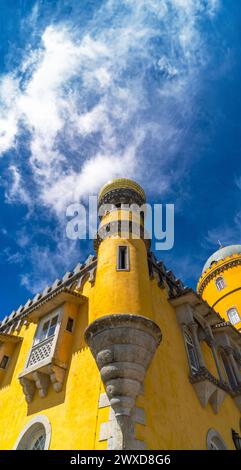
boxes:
[202,244,241,274]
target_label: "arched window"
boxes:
[206,429,227,450]
[183,329,199,374]
[221,351,237,390]
[215,276,226,291]
[227,307,241,325]
[13,415,51,450]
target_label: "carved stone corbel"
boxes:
[190,367,228,413]
[48,364,66,392]
[192,378,217,408]
[32,371,49,398]
[19,377,35,403]
[209,388,226,414]
[84,314,161,450]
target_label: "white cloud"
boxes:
[5,165,31,206]
[0,0,220,215]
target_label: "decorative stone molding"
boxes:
[19,361,67,403]
[198,257,241,295]
[19,377,35,403]
[32,371,49,398]
[85,314,161,450]
[98,186,146,213]
[189,367,228,413]
[48,364,66,392]
[13,414,51,450]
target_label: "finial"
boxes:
[218,240,223,248]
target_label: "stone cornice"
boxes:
[189,366,230,393]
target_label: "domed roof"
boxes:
[202,244,241,273]
[98,178,146,203]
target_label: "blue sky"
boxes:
[0,0,241,319]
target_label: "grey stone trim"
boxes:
[98,187,146,212]
[85,313,161,449]
[98,393,110,409]
[13,414,51,450]
[99,405,147,450]
[206,428,228,450]
[189,366,228,413]
[19,361,67,403]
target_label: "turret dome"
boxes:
[202,244,241,274]
[98,178,146,209]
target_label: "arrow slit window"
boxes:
[117,246,130,271]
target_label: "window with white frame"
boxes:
[183,329,199,374]
[215,276,226,291]
[34,314,58,345]
[227,307,241,325]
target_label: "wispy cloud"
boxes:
[0,0,220,214]
[0,0,221,299]
[204,211,241,249]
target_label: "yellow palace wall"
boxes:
[0,236,240,450]
[197,254,241,331]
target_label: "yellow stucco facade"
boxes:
[0,178,240,450]
[197,251,241,332]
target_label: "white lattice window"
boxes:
[27,336,55,367]
[26,310,60,368]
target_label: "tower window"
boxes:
[183,329,199,374]
[66,317,74,333]
[0,355,9,369]
[227,307,240,325]
[117,246,129,271]
[215,276,226,291]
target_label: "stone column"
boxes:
[188,321,205,368]
[208,337,226,383]
[223,347,239,387]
